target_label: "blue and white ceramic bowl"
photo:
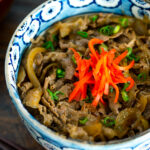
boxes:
[5,0,150,150]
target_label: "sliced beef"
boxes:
[75,39,89,51]
[41,97,59,117]
[57,101,88,125]
[43,69,57,89]
[143,97,150,120]
[98,103,106,115]
[31,36,44,48]
[57,102,79,124]
[43,52,67,64]
[23,88,42,108]
[38,105,53,126]
[57,83,73,100]
[60,57,75,80]
[42,52,75,80]
[50,78,65,90]
[108,94,121,115]
[97,13,113,27]
[59,39,76,50]
[18,13,150,142]
[19,82,33,99]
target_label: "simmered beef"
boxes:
[17,13,150,142]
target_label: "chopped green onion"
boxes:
[113,25,121,34]
[47,89,64,101]
[119,18,128,28]
[121,83,129,102]
[127,47,133,57]
[121,90,129,102]
[53,91,64,101]
[77,31,88,38]
[56,68,65,78]
[126,48,140,62]
[47,89,55,100]
[102,117,115,127]
[72,52,82,64]
[99,43,108,52]
[99,25,114,36]
[91,15,98,22]
[127,53,140,62]
[122,83,130,91]
[137,73,147,81]
[54,91,64,95]
[110,87,114,93]
[79,117,88,125]
[72,55,76,64]
[43,41,55,51]
[132,54,140,62]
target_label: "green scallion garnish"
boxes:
[72,52,82,64]
[102,117,115,127]
[79,117,88,125]
[47,89,54,100]
[91,15,98,22]
[53,91,64,101]
[113,25,121,34]
[121,83,129,102]
[126,48,140,62]
[137,73,147,81]
[119,18,128,28]
[47,89,64,101]
[72,55,76,64]
[56,68,65,78]
[122,83,130,91]
[43,41,55,51]
[127,53,140,62]
[99,43,108,52]
[77,31,88,38]
[99,25,114,36]
[121,90,129,102]
[127,47,133,57]
[132,54,140,62]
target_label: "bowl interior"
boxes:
[5,0,150,150]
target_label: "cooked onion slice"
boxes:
[26,47,46,88]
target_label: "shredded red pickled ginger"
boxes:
[69,38,134,107]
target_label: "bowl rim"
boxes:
[5,0,150,149]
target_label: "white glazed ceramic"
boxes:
[5,0,150,150]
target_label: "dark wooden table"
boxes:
[0,0,45,150]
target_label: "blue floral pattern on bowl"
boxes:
[95,0,121,8]
[5,0,150,150]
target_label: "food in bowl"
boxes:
[17,13,150,142]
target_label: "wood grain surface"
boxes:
[0,0,46,150]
